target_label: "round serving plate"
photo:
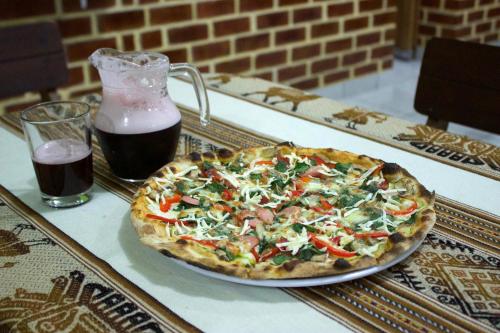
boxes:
[166,237,424,287]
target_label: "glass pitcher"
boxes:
[89,48,209,182]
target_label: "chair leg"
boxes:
[426,116,449,130]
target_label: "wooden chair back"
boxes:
[0,21,68,101]
[414,38,500,134]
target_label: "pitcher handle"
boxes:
[169,63,210,126]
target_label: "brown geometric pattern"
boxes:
[0,188,199,333]
[2,100,499,333]
[201,73,500,181]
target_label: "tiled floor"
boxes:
[312,58,500,146]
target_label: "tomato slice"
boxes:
[221,189,233,201]
[308,233,356,258]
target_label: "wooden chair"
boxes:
[414,38,500,134]
[0,22,68,102]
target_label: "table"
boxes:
[1,75,498,333]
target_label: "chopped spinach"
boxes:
[202,161,214,170]
[258,237,270,254]
[335,162,352,174]
[175,181,188,194]
[173,201,197,211]
[206,182,225,193]
[370,220,384,229]
[272,254,292,265]
[338,193,364,208]
[320,190,335,198]
[250,173,262,181]
[387,225,396,232]
[228,164,243,173]
[361,182,379,194]
[292,223,316,233]
[294,162,310,174]
[219,246,235,261]
[298,246,323,261]
[270,178,288,192]
[406,213,417,224]
[366,207,383,220]
[275,160,288,173]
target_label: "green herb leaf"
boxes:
[228,164,243,173]
[275,160,288,173]
[360,182,379,194]
[298,246,323,261]
[272,254,292,265]
[406,213,417,224]
[335,162,352,174]
[292,224,316,233]
[219,246,235,261]
[371,220,384,229]
[258,237,270,254]
[294,162,310,174]
[338,193,364,208]
[206,182,226,193]
[250,173,262,181]
[270,178,288,192]
[175,181,188,194]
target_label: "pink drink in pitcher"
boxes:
[32,139,93,197]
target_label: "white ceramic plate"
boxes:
[167,237,424,287]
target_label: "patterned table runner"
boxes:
[0,184,200,333]
[1,101,499,333]
[201,74,500,182]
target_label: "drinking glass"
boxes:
[21,101,93,208]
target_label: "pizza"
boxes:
[130,143,435,279]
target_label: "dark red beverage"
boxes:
[32,140,93,197]
[95,121,181,180]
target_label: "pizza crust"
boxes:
[130,145,436,280]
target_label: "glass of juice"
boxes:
[21,101,93,208]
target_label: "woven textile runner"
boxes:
[2,103,499,333]
[0,184,200,333]
[201,74,500,182]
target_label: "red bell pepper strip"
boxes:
[311,206,333,215]
[308,233,357,258]
[320,198,334,210]
[386,200,418,216]
[259,247,281,262]
[221,189,233,201]
[256,160,274,165]
[251,247,260,263]
[373,163,384,175]
[343,226,355,235]
[378,179,389,190]
[300,176,312,183]
[180,235,217,249]
[331,236,341,246]
[214,203,233,213]
[159,194,182,212]
[146,214,181,224]
[354,231,390,239]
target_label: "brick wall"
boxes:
[0,0,396,112]
[419,0,500,45]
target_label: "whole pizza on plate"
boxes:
[131,143,435,279]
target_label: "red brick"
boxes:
[382,59,393,69]
[311,22,339,38]
[385,28,396,41]
[150,5,192,25]
[387,0,396,7]
[357,32,381,46]
[344,17,369,32]
[354,63,377,76]
[485,33,498,42]
[123,0,133,5]
[278,64,306,81]
[279,0,307,5]
[342,50,367,66]
[6,100,41,113]
[63,66,84,87]
[122,35,135,51]
[141,30,162,49]
[324,70,349,84]
[311,57,338,73]
[293,7,322,23]
[293,44,321,61]
[216,57,251,73]
[240,0,273,11]
[442,26,471,38]
[90,66,100,82]
[480,0,493,4]
[445,0,474,10]
[0,0,54,19]
[291,78,318,90]
[476,22,492,33]
[428,13,463,25]
[193,41,230,61]
[197,0,234,18]
[326,38,352,53]
[255,72,273,81]
[62,0,114,12]
[419,25,436,35]
[258,12,289,29]
[275,28,306,45]
[488,7,500,18]
[140,0,158,3]
[374,11,396,26]
[256,50,287,68]
[214,17,250,37]
[236,33,270,52]
[198,65,210,73]
[66,38,117,62]
[168,25,208,43]
[421,0,440,8]
[371,45,393,59]
[162,49,188,63]
[58,18,91,38]
[328,3,353,17]
[468,10,484,23]
[98,11,144,32]
[360,0,383,11]
[70,87,102,99]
